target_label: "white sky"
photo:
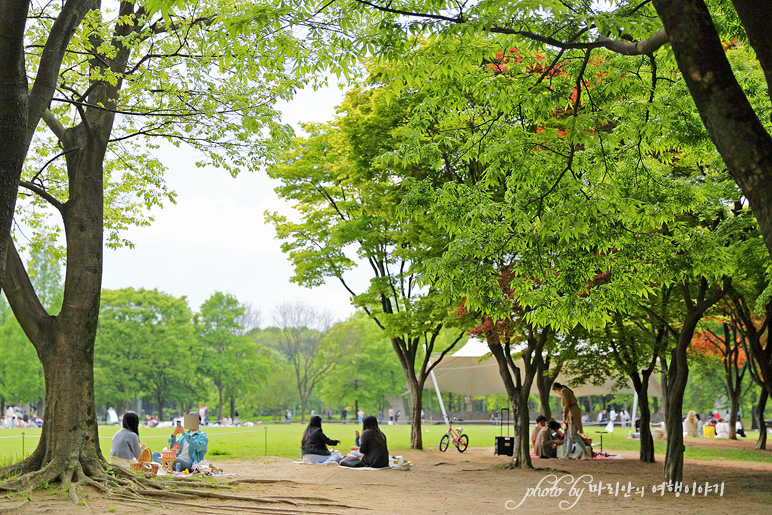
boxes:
[101,82,370,324]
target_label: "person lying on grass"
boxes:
[302,415,342,464]
[339,415,389,468]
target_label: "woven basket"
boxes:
[130,462,160,475]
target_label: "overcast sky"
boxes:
[101,82,371,325]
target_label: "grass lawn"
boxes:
[1,423,770,464]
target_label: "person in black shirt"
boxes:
[339,415,389,468]
[301,416,342,464]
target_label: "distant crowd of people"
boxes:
[0,406,43,428]
[683,410,746,438]
[104,404,249,430]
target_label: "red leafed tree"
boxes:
[691,315,748,439]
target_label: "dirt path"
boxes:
[5,443,771,514]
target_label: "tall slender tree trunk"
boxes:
[633,376,655,463]
[300,394,308,423]
[0,0,30,297]
[217,384,223,423]
[728,385,740,440]
[406,378,424,449]
[486,328,546,470]
[756,388,768,451]
[156,392,164,422]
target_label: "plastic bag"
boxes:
[389,456,411,471]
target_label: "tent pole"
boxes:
[430,369,449,425]
[631,391,638,432]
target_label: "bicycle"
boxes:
[439,417,469,452]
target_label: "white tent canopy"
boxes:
[429,339,663,398]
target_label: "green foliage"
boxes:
[317,312,403,411]
[16,0,314,255]
[0,317,44,406]
[197,292,269,420]
[95,288,199,415]
[0,247,61,406]
[266,71,470,378]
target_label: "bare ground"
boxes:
[3,438,771,514]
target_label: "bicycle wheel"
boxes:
[439,434,450,452]
[456,434,469,452]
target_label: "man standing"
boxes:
[342,407,348,424]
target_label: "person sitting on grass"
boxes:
[301,415,342,464]
[109,411,142,463]
[715,418,731,438]
[531,415,547,448]
[339,415,389,468]
[534,420,565,459]
[153,412,208,472]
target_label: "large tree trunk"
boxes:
[486,328,546,470]
[0,335,104,489]
[512,390,531,467]
[653,0,772,260]
[534,355,558,420]
[756,388,768,451]
[407,378,424,449]
[0,0,29,296]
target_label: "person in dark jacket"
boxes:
[301,415,342,464]
[339,415,389,468]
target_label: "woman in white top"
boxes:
[109,411,142,460]
[714,418,731,438]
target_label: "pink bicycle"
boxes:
[439,417,469,452]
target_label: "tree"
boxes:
[267,80,470,448]
[569,288,677,464]
[270,302,345,422]
[283,0,772,271]
[0,242,61,414]
[0,0,96,300]
[317,312,403,413]
[95,288,197,421]
[197,292,267,421]
[693,314,748,439]
[0,0,304,491]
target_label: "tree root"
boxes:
[112,495,343,514]
[0,501,29,513]
[0,458,64,492]
[1,458,363,511]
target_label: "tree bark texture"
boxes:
[408,380,424,449]
[662,279,728,484]
[0,0,29,297]
[755,388,768,450]
[653,0,772,261]
[534,353,559,421]
[486,328,547,469]
[632,374,656,463]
